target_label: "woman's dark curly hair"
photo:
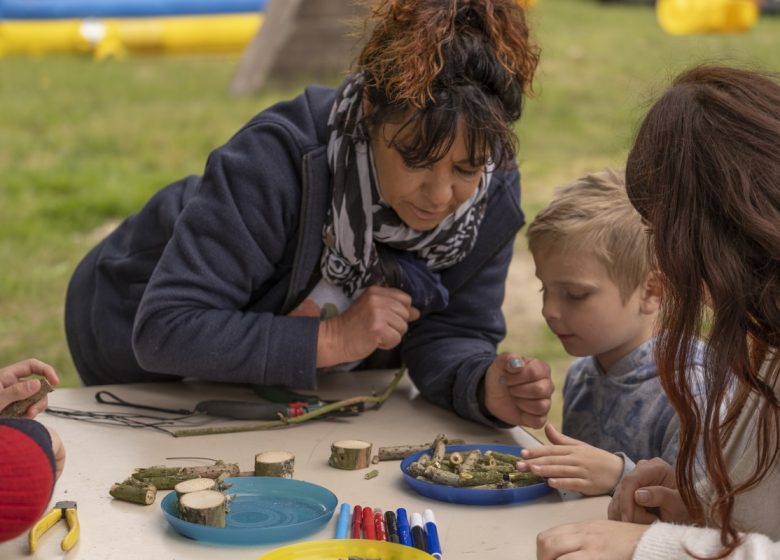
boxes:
[356,0,539,168]
[626,64,780,558]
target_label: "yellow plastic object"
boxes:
[258,539,434,560]
[0,14,262,58]
[657,0,759,35]
[28,501,80,553]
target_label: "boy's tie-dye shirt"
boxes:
[562,337,707,466]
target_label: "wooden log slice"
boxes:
[178,490,226,528]
[328,439,372,470]
[254,450,295,478]
[174,477,217,500]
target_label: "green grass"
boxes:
[1,1,778,429]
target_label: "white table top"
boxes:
[1,369,608,560]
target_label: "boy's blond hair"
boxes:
[526,168,651,301]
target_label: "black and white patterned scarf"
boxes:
[321,73,492,298]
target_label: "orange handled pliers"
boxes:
[28,501,80,553]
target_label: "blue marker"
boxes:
[335,502,351,538]
[396,507,412,546]
[423,509,443,559]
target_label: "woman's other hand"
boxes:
[537,520,648,560]
[608,457,689,524]
[0,359,60,417]
[517,423,624,496]
[483,353,552,428]
[316,286,420,367]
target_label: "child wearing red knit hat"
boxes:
[0,359,66,542]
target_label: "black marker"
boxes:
[385,510,399,543]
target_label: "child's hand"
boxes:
[0,359,59,418]
[483,353,553,428]
[517,423,624,496]
[47,426,67,480]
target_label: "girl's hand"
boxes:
[0,359,60,417]
[608,457,689,524]
[537,520,648,560]
[316,286,420,367]
[517,423,624,496]
[483,353,553,428]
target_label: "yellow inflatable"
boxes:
[657,0,759,35]
[0,13,262,58]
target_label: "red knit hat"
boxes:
[0,424,56,542]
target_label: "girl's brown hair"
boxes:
[626,65,780,557]
[356,0,539,168]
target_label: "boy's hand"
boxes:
[483,353,553,428]
[517,423,624,496]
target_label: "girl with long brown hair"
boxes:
[538,65,780,559]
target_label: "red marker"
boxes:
[351,505,362,539]
[374,509,386,541]
[362,506,376,539]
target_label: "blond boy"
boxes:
[518,169,705,496]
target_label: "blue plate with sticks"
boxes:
[161,476,337,544]
[400,443,551,505]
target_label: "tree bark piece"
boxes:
[109,478,157,505]
[430,433,448,466]
[178,490,227,527]
[254,450,295,478]
[174,478,217,500]
[328,440,372,470]
[0,378,53,417]
[377,438,466,461]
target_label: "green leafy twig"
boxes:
[173,367,406,437]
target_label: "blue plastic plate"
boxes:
[400,443,551,505]
[161,476,338,545]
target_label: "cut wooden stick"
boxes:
[254,450,295,478]
[377,438,465,461]
[178,490,226,528]
[109,478,157,505]
[328,439,372,470]
[0,378,53,417]
[173,367,406,437]
[132,461,239,489]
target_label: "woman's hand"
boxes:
[483,353,553,428]
[316,286,420,367]
[537,520,648,560]
[0,359,60,417]
[608,457,690,524]
[517,423,624,496]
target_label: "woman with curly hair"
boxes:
[537,65,780,559]
[64,0,553,429]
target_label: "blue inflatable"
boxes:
[0,0,267,19]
